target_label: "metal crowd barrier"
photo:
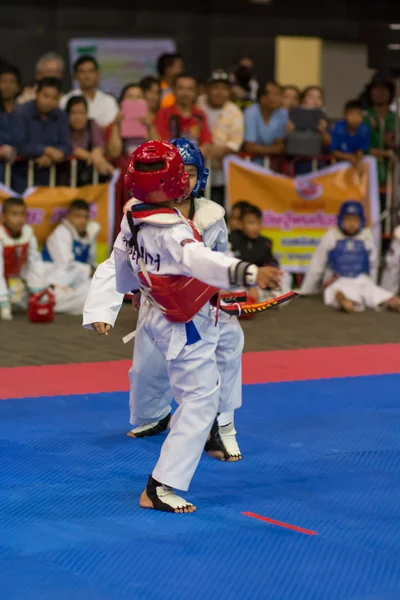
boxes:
[109,151,396,242]
[3,157,101,190]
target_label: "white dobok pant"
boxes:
[130,305,244,491]
[129,312,244,428]
[324,274,393,311]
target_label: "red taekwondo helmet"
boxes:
[124,140,190,204]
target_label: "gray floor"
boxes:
[1,296,399,368]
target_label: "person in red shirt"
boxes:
[154,74,212,157]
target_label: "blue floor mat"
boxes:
[1,375,400,599]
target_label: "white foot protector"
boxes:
[219,423,242,458]
[145,476,194,512]
[0,306,13,320]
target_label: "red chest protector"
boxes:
[138,221,219,323]
[3,243,29,280]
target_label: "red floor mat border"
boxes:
[2,343,400,400]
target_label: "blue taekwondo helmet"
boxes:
[337,200,366,234]
[170,138,209,197]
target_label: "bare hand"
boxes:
[132,291,141,311]
[45,147,64,162]
[286,120,295,133]
[91,322,111,335]
[115,110,124,124]
[140,113,154,127]
[256,266,282,290]
[0,145,16,162]
[318,119,327,133]
[36,154,53,168]
[93,157,114,175]
[199,144,213,159]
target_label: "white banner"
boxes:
[68,38,176,97]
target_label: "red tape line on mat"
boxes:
[242,511,318,535]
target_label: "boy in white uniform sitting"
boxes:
[0,197,45,320]
[42,198,100,287]
[301,200,400,312]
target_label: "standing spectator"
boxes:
[331,100,370,173]
[14,77,71,189]
[140,76,161,114]
[230,57,258,111]
[364,80,396,190]
[197,70,244,206]
[61,56,118,129]
[106,83,158,160]
[18,52,65,105]
[301,86,324,109]
[281,85,300,110]
[243,81,287,164]
[154,74,212,156]
[66,96,113,185]
[0,64,21,113]
[157,52,184,109]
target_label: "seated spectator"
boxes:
[0,64,21,113]
[281,85,300,110]
[229,203,291,302]
[243,81,287,165]
[157,52,184,109]
[0,196,44,320]
[66,96,113,184]
[301,200,400,312]
[61,56,118,129]
[230,57,258,111]
[331,100,370,172]
[42,199,99,283]
[197,69,244,206]
[18,52,65,105]
[363,79,395,190]
[155,74,212,156]
[106,83,158,160]
[140,76,161,114]
[228,200,252,231]
[14,77,71,190]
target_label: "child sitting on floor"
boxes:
[42,199,100,288]
[228,200,251,232]
[229,203,291,302]
[0,196,45,320]
[301,200,400,312]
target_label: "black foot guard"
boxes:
[145,476,194,513]
[204,418,231,461]
[127,412,171,438]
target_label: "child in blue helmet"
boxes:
[301,200,400,312]
[83,138,250,460]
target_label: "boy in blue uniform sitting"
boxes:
[301,200,400,312]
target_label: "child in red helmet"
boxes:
[115,140,281,513]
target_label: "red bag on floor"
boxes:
[28,289,55,323]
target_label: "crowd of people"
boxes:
[1,47,400,325]
[0,50,398,200]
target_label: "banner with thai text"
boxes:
[0,171,119,263]
[224,156,380,272]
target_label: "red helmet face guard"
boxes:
[124,141,190,204]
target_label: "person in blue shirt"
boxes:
[13,77,71,191]
[243,81,288,164]
[331,100,370,170]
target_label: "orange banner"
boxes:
[225,156,380,272]
[0,175,119,263]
